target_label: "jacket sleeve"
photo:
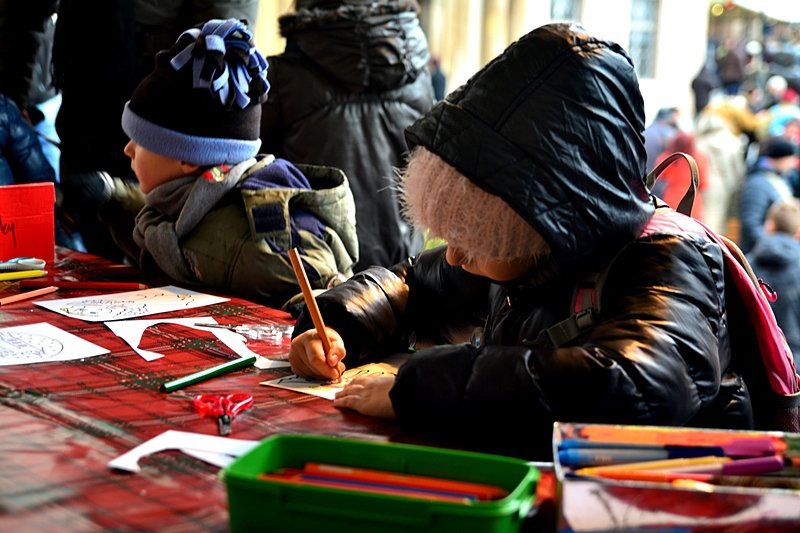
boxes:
[294,246,490,361]
[389,236,734,459]
[1,96,54,183]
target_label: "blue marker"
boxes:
[558,447,725,468]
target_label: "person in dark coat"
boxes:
[691,63,720,116]
[0,0,59,115]
[286,23,754,460]
[747,199,800,365]
[0,93,54,186]
[738,137,799,254]
[260,0,434,271]
[643,106,680,173]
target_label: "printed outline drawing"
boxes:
[0,331,65,362]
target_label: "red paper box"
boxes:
[0,182,55,262]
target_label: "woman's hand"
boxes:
[333,374,397,419]
[289,327,346,381]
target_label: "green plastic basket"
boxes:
[223,434,539,532]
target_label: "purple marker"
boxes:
[674,455,785,476]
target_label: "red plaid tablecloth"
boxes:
[0,248,407,532]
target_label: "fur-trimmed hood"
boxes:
[404,23,654,268]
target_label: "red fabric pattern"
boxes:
[0,248,406,531]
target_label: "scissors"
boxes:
[0,257,46,272]
[193,393,254,436]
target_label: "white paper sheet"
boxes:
[35,285,229,322]
[104,316,289,368]
[0,321,110,366]
[108,429,258,472]
[260,354,409,400]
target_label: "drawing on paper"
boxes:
[0,331,64,362]
[0,322,110,366]
[261,357,408,400]
[34,286,229,322]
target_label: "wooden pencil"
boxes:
[287,248,332,355]
[0,285,58,306]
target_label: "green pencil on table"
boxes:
[160,247,323,392]
[160,355,257,393]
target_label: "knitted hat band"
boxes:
[401,147,549,262]
[122,19,268,166]
[122,103,261,165]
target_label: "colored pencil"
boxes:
[287,248,331,355]
[571,468,719,483]
[573,469,800,490]
[573,456,731,476]
[576,424,788,452]
[159,355,257,393]
[678,474,800,491]
[558,447,732,468]
[665,454,786,476]
[304,463,508,500]
[19,280,148,291]
[0,269,48,282]
[574,455,785,479]
[258,470,474,504]
[558,437,776,458]
[0,285,58,306]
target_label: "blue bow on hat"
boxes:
[169,18,269,109]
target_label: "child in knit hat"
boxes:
[288,23,757,459]
[114,18,357,307]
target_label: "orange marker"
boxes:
[576,425,787,453]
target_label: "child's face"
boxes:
[124,141,195,194]
[445,245,536,282]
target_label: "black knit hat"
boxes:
[760,137,796,159]
[122,19,269,165]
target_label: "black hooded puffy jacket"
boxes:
[295,23,754,460]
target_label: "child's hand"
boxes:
[333,374,396,419]
[289,327,346,381]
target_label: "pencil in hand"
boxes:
[287,248,339,381]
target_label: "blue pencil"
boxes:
[558,438,776,458]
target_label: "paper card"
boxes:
[34,285,229,322]
[260,354,409,400]
[108,429,258,473]
[0,321,110,365]
[0,182,55,262]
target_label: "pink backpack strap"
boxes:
[696,219,800,396]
